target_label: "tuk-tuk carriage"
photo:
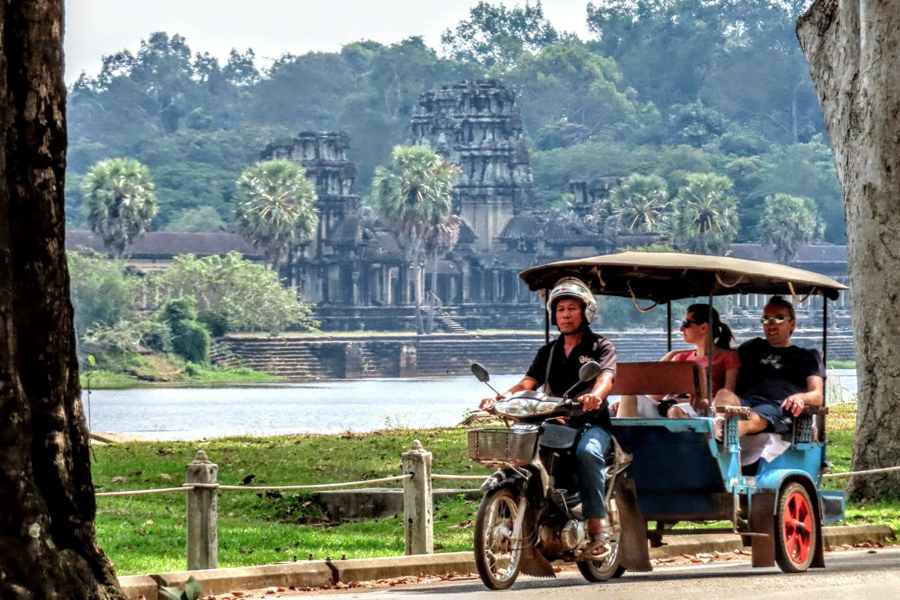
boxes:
[518,251,848,574]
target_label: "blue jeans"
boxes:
[575,425,611,519]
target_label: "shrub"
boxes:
[198,309,229,337]
[140,320,173,353]
[158,296,209,363]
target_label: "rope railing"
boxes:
[96,486,190,498]
[431,474,489,481]
[823,465,900,479]
[96,474,413,497]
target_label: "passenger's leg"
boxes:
[668,405,688,418]
[616,394,639,417]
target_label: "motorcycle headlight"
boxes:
[495,398,561,417]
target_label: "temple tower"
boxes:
[410,80,533,252]
[262,132,360,260]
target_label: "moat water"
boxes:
[83,371,858,441]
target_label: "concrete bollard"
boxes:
[186,450,218,570]
[401,440,434,555]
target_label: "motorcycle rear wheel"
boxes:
[474,486,524,590]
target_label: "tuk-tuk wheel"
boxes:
[774,481,818,573]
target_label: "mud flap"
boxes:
[749,492,775,568]
[614,477,652,572]
[812,495,826,569]
[518,508,556,578]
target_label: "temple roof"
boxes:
[66,231,264,260]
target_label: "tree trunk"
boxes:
[798,0,900,499]
[0,2,125,597]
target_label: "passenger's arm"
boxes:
[780,376,825,416]
[578,371,615,412]
[480,376,539,410]
[723,368,740,393]
[648,351,679,400]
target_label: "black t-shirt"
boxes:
[736,338,826,405]
[525,328,617,427]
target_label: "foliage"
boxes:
[370,146,460,333]
[158,296,209,363]
[163,206,227,232]
[235,159,319,269]
[156,252,316,333]
[140,320,174,353]
[82,157,158,257]
[81,320,147,358]
[67,251,139,338]
[757,193,818,264]
[672,172,740,255]
[608,174,670,233]
[197,309,229,337]
[441,1,559,69]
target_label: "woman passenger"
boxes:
[616,304,740,418]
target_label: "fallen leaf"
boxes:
[143,520,154,526]
[111,476,127,484]
[159,473,172,480]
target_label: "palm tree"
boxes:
[370,146,460,334]
[82,157,158,257]
[609,173,670,233]
[424,215,461,334]
[672,173,740,255]
[235,159,318,272]
[757,193,818,264]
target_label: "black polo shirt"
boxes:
[525,328,617,427]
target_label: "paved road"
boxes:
[301,548,900,600]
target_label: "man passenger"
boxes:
[714,295,825,438]
[480,277,616,558]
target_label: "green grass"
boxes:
[93,429,490,575]
[827,360,856,369]
[81,362,285,389]
[94,405,897,577]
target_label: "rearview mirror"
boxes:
[578,361,602,382]
[471,362,490,383]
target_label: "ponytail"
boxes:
[686,303,736,350]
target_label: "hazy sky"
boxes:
[64,0,593,83]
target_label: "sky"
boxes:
[64,0,594,83]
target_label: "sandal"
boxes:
[580,532,612,561]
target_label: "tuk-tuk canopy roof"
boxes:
[519,251,848,301]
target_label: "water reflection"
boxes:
[83,370,857,441]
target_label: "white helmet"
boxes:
[547,277,597,325]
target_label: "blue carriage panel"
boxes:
[610,419,726,494]
[754,442,827,487]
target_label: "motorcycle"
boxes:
[468,361,632,590]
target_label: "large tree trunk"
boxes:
[0,2,125,597]
[798,0,900,499]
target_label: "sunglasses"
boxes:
[680,319,703,328]
[760,315,791,325]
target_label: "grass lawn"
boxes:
[94,403,895,577]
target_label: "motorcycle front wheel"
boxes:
[474,486,524,590]
[577,497,626,582]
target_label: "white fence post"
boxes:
[186,450,218,570]
[402,439,433,555]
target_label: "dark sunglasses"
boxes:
[680,319,703,328]
[760,315,791,325]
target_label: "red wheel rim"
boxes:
[782,491,813,564]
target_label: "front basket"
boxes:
[468,428,538,467]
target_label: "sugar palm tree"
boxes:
[424,214,461,334]
[757,193,818,264]
[235,159,318,272]
[82,157,158,257]
[672,173,740,255]
[370,145,460,334]
[609,173,670,233]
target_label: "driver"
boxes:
[480,277,617,559]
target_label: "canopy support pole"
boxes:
[544,288,550,344]
[707,292,714,416]
[667,300,672,353]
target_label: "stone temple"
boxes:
[66,79,851,333]
[249,79,850,332]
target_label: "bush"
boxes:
[158,296,209,363]
[68,252,139,337]
[198,309,229,337]
[140,320,173,353]
[171,320,209,364]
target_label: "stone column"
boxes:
[401,440,433,555]
[186,450,218,570]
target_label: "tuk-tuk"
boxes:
[519,251,848,574]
